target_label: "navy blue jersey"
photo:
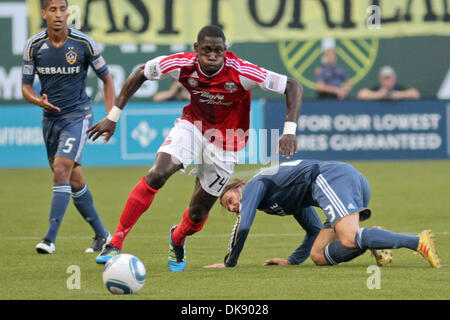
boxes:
[315,64,349,88]
[224,160,323,267]
[252,160,321,216]
[22,28,109,118]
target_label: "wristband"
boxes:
[107,106,122,122]
[283,121,297,135]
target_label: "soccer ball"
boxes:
[102,254,146,294]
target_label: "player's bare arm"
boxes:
[204,263,226,268]
[263,258,292,266]
[279,77,303,159]
[100,73,115,114]
[87,64,147,142]
[21,84,60,112]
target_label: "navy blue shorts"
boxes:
[42,114,93,166]
[312,162,371,229]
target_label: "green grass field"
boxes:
[0,160,449,300]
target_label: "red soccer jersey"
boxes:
[144,51,287,151]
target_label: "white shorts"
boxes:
[158,119,237,197]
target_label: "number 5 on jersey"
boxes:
[62,137,76,153]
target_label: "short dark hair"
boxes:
[197,25,226,43]
[43,0,68,9]
[219,178,247,206]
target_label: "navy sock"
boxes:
[72,184,108,238]
[354,227,419,251]
[44,184,71,243]
[323,241,367,265]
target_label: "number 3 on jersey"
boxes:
[324,205,336,222]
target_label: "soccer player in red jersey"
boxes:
[87,25,303,271]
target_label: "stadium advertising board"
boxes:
[264,100,450,160]
[0,101,264,168]
[2,100,447,168]
[26,0,450,44]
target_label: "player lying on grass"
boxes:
[215,178,323,266]
[87,25,303,271]
[204,160,441,269]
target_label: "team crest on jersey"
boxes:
[188,77,199,87]
[224,82,238,93]
[65,50,78,65]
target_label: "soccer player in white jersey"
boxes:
[88,25,304,271]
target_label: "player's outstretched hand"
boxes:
[278,134,298,159]
[86,118,116,143]
[39,94,60,112]
[263,258,291,266]
[203,263,226,268]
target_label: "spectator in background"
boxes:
[315,40,353,100]
[153,80,190,102]
[357,66,420,100]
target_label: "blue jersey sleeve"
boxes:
[22,60,36,85]
[287,207,322,265]
[88,52,109,79]
[22,39,36,85]
[80,33,109,79]
[224,180,267,267]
